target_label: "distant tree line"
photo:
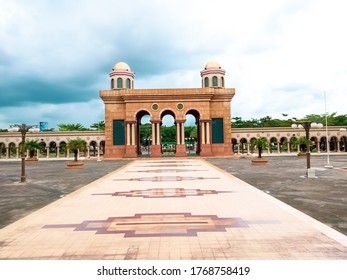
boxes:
[231,113,347,128]
[2,113,346,132]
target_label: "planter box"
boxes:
[251,157,268,165]
[25,157,38,163]
[67,161,84,169]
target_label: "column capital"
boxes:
[150,120,161,124]
[125,120,136,125]
[200,119,211,123]
[175,119,186,124]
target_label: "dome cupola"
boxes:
[200,61,226,88]
[109,61,135,89]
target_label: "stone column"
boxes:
[152,123,156,145]
[247,143,250,154]
[6,147,9,159]
[287,142,291,153]
[156,123,160,146]
[46,147,50,158]
[317,141,321,153]
[131,123,136,145]
[237,142,240,154]
[16,147,19,158]
[86,146,90,159]
[201,122,206,145]
[175,120,187,157]
[176,123,180,145]
[277,142,281,154]
[337,141,341,153]
[126,123,131,146]
[57,146,60,158]
[206,122,210,144]
[97,144,101,159]
[181,122,185,145]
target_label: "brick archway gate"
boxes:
[100,62,235,159]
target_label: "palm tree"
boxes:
[66,138,87,162]
[24,140,44,158]
[292,136,311,152]
[90,121,105,130]
[58,123,87,131]
[251,137,269,158]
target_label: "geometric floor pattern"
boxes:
[43,213,247,237]
[93,188,232,198]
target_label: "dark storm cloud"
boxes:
[0,75,97,107]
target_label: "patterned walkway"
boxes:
[1,159,347,259]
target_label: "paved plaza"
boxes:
[0,156,347,259]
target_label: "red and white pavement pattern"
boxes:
[0,159,347,260]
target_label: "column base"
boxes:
[175,144,187,157]
[124,145,137,158]
[200,144,213,156]
[150,145,162,157]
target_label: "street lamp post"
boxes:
[291,121,323,178]
[8,124,39,182]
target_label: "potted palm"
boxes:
[250,137,269,165]
[66,138,87,168]
[292,136,310,156]
[24,140,43,162]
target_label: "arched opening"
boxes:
[269,137,278,153]
[9,142,16,158]
[126,78,131,89]
[161,110,176,156]
[280,137,288,153]
[111,78,114,89]
[89,140,97,157]
[290,136,298,153]
[58,141,67,158]
[185,110,200,156]
[204,77,209,87]
[340,136,347,152]
[136,110,151,156]
[310,136,318,152]
[320,136,327,152]
[330,136,338,152]
[221,76,224,87]
[231,138,237,153]
[49,141,57,158]
[240,138,247,154]
[117,77,123,88]
[0,142,5,158]
[212,76,218,87]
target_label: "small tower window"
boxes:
[221,77,224,87]
[111,78,114,89]
[204,77,209,87]
[117,78,123,88]
[212,76,218,87]
[126,78,131,89]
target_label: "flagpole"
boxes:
[324,91,333,168]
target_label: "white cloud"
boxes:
[1,0,346,129]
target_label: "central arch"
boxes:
[186,109,200,155]
[160,109,176,156]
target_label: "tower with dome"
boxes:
[100,61,235,158]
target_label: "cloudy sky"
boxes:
[1,0,346,129]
